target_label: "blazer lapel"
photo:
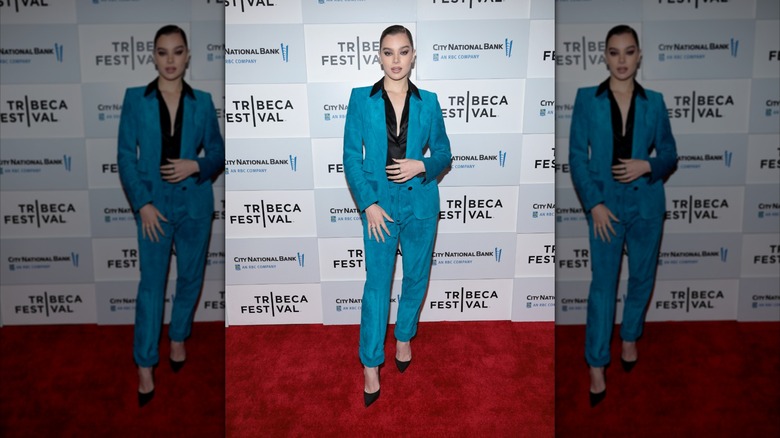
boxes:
[407,95,423,158]
[181,94,194,158]
[142,92,162,172]
[368,93,387,162]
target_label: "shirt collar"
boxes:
[143,77,196,100]
[370,77,421,100]
[595,78,647,100]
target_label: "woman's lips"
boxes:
[391,67,402,73]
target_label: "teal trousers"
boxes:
[585,180,664,367]
[133,181,212,367]
[359,179,438,367]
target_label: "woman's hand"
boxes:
[591,204,619,243]
[365,203,394,243]
[161,158,199,183]
[612,158,650,183]
[139,203,168,242]
[386,158,425,183]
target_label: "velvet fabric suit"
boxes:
[569,82,677,367]
[118,82,224,367]
[343,83,451,367]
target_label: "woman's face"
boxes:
[154,32,189,82]
[380,33,415,81]
[605,32,641,82]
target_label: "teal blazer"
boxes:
[117,81,224,219]
[569,81,677,219]
[343,81,452,219]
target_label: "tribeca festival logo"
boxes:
[94,36,155,70]
[657,37,739,62]
[431,38,512,62]
[450,150,506,170]
[0,96,69,128]
[556,36,605,70]
[0,0,51,13]
[225,95,294,126]
[654,286,725,312]
[429,286,499,312]
[224,0,278,12]
[677,149,733,170]
[8,251,80,272]
[233,252,304,271]
[665,195,730,223]
[14,291,83,316]
[667,91,735,123]
[4,200,77,227]
[229,200,301,227]
[441,91,510,122]
[240,291,309,316]
[0,154,72,176]
[320,36,380,70]
[439,194,504,223]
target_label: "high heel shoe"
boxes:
[589,389,606,407]
[138,389,155,407]
[395,357,411,373]
[363,367,380,408]
[588,366,606,408]
[137,366,155,407]
[621,357,637,373]
[169,358,185,373]
[364,389,380,407]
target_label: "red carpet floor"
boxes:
[226,321,554,437]
[555,321,780,437]
[0,322,224,437]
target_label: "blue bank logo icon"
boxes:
[281,44,289,63]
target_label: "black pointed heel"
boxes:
[169,358,185,373]
[364,389,380,407]
[138,389,155,407]
[621,358,637,373]
[395,357,411,373]
[589,389,606,407]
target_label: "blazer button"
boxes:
[407,186,413,191]
[633,186,638,191]
[182,187,187,191]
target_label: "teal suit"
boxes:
[344,81,451,367]
[569,81,677,367]
[118,80,224,367]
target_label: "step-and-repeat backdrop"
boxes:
[555,0,779,324]
[0,1,225,326]
[224,0,556,326]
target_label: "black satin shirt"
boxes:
[596,79,646,166]
[144,78,195,167]
[369,78,421,172]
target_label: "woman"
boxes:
[343,25,452,408]
[117,25,224,407]
[568,25,677,407]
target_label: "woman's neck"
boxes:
[609,76,634,95]
[383,76,408,95]
[158,76,183,94]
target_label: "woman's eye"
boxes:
[401,50,408,55]
[383,52,391,56]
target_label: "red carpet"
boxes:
[0,322,224,437]
[555,321,780,437]
[226,321,554,437]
